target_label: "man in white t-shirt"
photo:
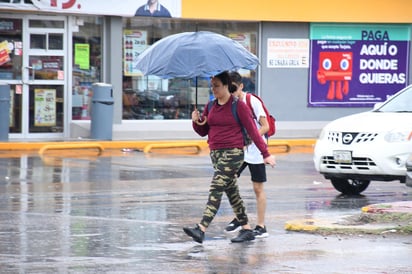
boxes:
[225,71,274,238]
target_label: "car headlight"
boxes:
[384,129,412,142]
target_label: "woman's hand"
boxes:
[192,109,200,122]
[192,109,207,125]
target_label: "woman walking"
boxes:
[183,71,276,243]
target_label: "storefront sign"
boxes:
[0,0,181,17]
[267,38,309,68]
[34,89,56,127]
[309,23,410,107]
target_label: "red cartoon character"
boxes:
[317,52,352,100]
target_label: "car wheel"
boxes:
[330,178,370,195]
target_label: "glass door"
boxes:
[21,15,67,138]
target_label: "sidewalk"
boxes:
[285,201,412,235]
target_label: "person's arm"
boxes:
[249,95,269,136]
[238,101,276,167]
[192,121,209,137]
[237,101,269,157]
[258,115,269,136]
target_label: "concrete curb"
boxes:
[285,201,412,235]
[0,138,316,152]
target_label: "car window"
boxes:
[377,85,412,112]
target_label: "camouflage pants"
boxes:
[200,148,248,228]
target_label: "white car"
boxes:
[314,85,412,195]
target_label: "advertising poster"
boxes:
[309,23,410,107]
[75,43,90,70]
[228,32,252,51]
[267,38,309,68]
[0,40,11,66]
[228,32,255,80]
[34,89,56,126]
[124,30,147,76]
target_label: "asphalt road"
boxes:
[0,148,411,273]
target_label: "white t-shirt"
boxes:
[242,93,267,164]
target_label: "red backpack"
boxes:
[246,93,276,138]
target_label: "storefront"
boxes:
[0,13,102,139]
[0,0,259,140]
[1,0,410,140]
[0,0,159,140]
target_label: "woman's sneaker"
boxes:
[183,224,204,244]
[253,225,269,238]
[224,218,241,233]
[230,229,255,243]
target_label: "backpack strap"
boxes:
[231,97,251,146]
[231,98,240,124]
[246,93,270,142]
[245,93,257,120]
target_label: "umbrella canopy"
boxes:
[134,31,259,79]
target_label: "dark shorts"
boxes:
[237,161,267,183]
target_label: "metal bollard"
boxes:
[90,83,114,140]
[0,84,10,141]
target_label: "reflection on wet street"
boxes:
[0,149,411,273]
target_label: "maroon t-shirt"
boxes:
[193,96,270,159]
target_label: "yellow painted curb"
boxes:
[39,143,104,155]
[267,141,290,152]
[143,142,202,154]
[284,219,318,231]
[0,139,315,151]
[361,206,370,213]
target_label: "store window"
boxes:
[0,18,23,133]
[72,17,102,120]
[122,18,258,120]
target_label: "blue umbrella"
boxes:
[134,31,259,79]
[134,31,259,108]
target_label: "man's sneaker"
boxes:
[183,225,204,244]
[224,218,241,233]
[231,229,255,243]
[253,225,269,238]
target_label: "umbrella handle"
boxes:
[195,117,207,126]
[195,77,198,108]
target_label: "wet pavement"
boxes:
[0,146,411,273]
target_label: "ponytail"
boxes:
[214,71,237,93]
